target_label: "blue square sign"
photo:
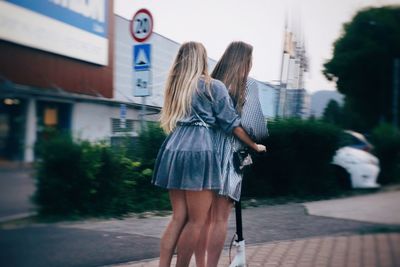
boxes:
[133,44,151,71]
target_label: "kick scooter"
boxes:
[229,200,246,267]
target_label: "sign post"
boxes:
[130,9,153,132]
[120,104,126,129]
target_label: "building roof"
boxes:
[0,80,161,112]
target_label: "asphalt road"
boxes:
[0,225,160,267]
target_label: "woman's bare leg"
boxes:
[175,190,214,267]
[194,206,212,267]
[206,196,234,267]
[158,190,187,267]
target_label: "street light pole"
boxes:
[393,58,399,129]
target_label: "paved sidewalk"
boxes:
[0,165,36,222]
[107,233,400,267]
[305,190,400,224]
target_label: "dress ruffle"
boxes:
[153,149,221,190]
[152,126,222,191]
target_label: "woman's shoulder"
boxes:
[197,77,228,99]
[209,78,229,100]
[245,77,259,98]
[210,78,226,89]
[198,77,224,88]
[246,77,257,87]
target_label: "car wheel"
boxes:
[332,165,352,190]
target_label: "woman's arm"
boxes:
[233,126,266,152]
[210,80,266,152]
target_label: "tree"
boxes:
[323,6,400,131]
[322,99,342,126]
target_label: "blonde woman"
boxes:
[152,42,266,267]
[195,41,268,267]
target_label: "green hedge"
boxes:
[38,118,400,216]
[370,124,400,185]
[33,130,169,217]
[137,123,167,167]
[242,118,342,197]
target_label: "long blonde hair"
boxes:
[160,42,210,133]
[211,41,253,114]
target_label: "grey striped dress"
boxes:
[212,78,269,201]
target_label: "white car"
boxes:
[332,131,380,189]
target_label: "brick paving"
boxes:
[109,233,400,267]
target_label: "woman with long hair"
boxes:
[195,41,268,267]
[152,41,266,267]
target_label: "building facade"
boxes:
[284,88,311,119]
[257,82,279,119]
[0,0,150,162]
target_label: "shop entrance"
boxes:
[36,101,72,143]
[0,98,26,161]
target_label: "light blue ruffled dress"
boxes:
[152,78,241,191]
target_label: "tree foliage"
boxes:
[323,6,400,130]
[322,99,343,126]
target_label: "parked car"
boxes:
[339,130,374,152]
[332,130,380,189]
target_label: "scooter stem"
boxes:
[229,201,246,267]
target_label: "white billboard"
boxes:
[0,0,109,66]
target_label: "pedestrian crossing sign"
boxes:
[133,44,151,71]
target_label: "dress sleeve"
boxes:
[241,79,269,141]
[211,81,241,134]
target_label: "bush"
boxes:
[137,123,167,167]
[33,133,170,217]
[242,118,342,198]
[370,124,400,185]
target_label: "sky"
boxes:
[114,0,400,93]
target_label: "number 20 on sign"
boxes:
[130,9,153,43]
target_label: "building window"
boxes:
[111,118,138,136]
[44,108,58,126]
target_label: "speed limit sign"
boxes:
[130,9,153,42]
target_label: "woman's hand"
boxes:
[233,127,267,153]
[255,144,267,153]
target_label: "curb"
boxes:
[0,212,37,223]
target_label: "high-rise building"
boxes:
[276,19,310,118]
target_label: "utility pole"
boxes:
[141,96,147,132]
[278,18,288,118]
[393,58,399,129]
